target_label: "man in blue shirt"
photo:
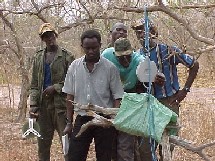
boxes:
[131,18,199,161]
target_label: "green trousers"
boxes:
[37,99,67,161]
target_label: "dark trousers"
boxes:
[135,136,158,161]
[68,115,116,161]
[117,131,135,161]
[37,102,67,161]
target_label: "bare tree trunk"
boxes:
[17,65,30,122]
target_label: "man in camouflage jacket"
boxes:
[29,23,74,161]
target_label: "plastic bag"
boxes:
[113,93,178,142]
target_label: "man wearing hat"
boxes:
[29,23,74,161]
[132,18,199,161]
[102,22,128,161]
[102,38,165,161]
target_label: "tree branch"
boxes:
[72,102,215,161]
[170,136,215,161]
[113,4,215,45]
[188,45,215,59]
[0,11,21,59]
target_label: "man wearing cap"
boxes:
[102,22,128,161]
[102,38,165,161]
[29,23,74,161]
[132,18,199,161]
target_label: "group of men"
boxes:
[29,19,199,161]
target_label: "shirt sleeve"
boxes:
[62,62,75,95]
[109,65,124,99]
[101,47,114,60]
[30,57,40,106]
[172,46,195,68]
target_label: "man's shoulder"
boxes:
[61,47,70,54]
[102,47,114,55]
[100,57,118,70]
[60,47,74,57]
[71,56,83,64]
[34,48,44,58]
[67,56,83,71]
[36,48,44,54]
[132,51,145,61]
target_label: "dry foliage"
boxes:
[0,0,215,160]
[0,56,215,160]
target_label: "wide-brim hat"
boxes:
[38,23,58,37]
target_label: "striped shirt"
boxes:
[139,44,195,98]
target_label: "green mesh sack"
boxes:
[113,93,178,143]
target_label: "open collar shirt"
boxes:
[139,44,195,98]
[62,56,124,115]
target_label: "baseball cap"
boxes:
[38,23,58,37]
[131,18,145,29]
[131,18,158,38]
[114,38,133,57]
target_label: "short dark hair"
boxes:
[81,29,101,44]
[110,22,127,32]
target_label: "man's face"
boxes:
[117,55,131,68]
[81,37,101,62]
[134,25,156,47]
[111,25,128,43]
[41,31,57,47]
[134,25,145,41]
[134,24,158,47]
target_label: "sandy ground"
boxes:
[0,85,214,161]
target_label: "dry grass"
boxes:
[0,54,215,161]
[0,86,214,161]
[173,89,215,161]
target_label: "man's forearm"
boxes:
[66,94,74,123]
[113,98,122,108]
[184,61,199,89]
[53,83,64,93]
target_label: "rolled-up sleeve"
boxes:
[110,65,124,99]
[173,47,195,68]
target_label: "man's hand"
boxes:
[29,106,40,119]
[43,85,56,97]
[63,123,73,136]
[154,72,166,86]
[169,89,188,106]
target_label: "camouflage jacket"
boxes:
[30,47,74,109]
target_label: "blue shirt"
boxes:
[43,62,52,90]
[139,44,194,98]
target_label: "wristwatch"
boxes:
[183,86,190,92]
